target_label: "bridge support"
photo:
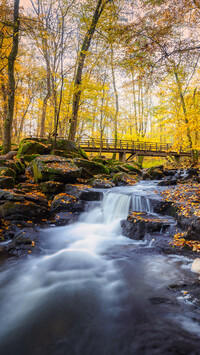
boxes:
[119,152,126,162]
[174,155,181,164]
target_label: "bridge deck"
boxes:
[79,139,191,157]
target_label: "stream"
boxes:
[0,182,200,355]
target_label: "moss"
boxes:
[123,164,142,175]
[23,154,41,163]
[73,159,109,175]
[17,139,49,158]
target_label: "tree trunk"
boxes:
[174,69,196,163]
[110,43,118,158]
[40,57,51,137]
[68,0,111,141]
[3,0,20,153]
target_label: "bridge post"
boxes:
[174,155,181,164]
[119,152,126,162]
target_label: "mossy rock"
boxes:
[17,139,49,158]
[148,168,164,180]
[113,172,138,186]
[106,166,120,174]
[91,156,107,165]
[32,155,81,183]
[23,154,41,163]
[0,166,16,179]
[50,150,80,159]
[40,181,65,194]
[54,140,88,160]
[123,164,142,175]
[73,158,109,175]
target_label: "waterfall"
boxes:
[131,195,153,213]
[101,193,131,223]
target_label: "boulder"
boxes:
[31,155,81,183]
[0,166,16,179]
[112,172,137,186]
[0,189,48,221]
[147,167,164,180]
[50,193,85,213]
[121,212,172,240]
[53,140,88,160]
[40,181,65,195]
[0,176,15,189]
[91,179,115,189]
[122,164,142,175]
[17,139,49,158]
[53,212,78,226]
[73,158,109,175]
[65,184,103,201]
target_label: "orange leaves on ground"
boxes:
[170,232,200,252]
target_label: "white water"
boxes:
[0,182,200,355]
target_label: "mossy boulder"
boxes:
[123,164,142,175]
[54,140,88,160]
[0,166,16,179]
[40,181,65,195]
[147,168,164,180]
[23,154,41,163]
[73,158,109,175]
[113,172,138,186]
[0,159,25,174]
[31,155,81,183]
[17,139,49,158]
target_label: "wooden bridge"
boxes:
[79,138,191,162]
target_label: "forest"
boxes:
[1,0,200,161]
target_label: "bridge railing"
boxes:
[79,138,174,152]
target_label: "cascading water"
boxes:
[0,182,200,355]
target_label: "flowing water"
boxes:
[0,182,200,355]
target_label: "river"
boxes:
[0,182,200,355]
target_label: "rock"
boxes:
[121,212,172,240]
[80,167,94,179]
[142,172,151,180]
[0,189,48,221]
[50,193,85,213]
[53,140,88,160]
[73,158,109,175]
[122,164,142,175]
[23,154,41,162]
[112,172,137,186]
[53,212,78,226]
[158,178,177,186]
[147,167,164,180]
[0,176,15,189]
[91,179,115,189]
[31,155,81,183]
[5,228,40,256]
[0,166,16,179]
[40,181,65,195]
[17,139,49,157]
[0,151,17,160]
[191,259,200,274]
[176,214,200,241]
[65,184,103,201]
